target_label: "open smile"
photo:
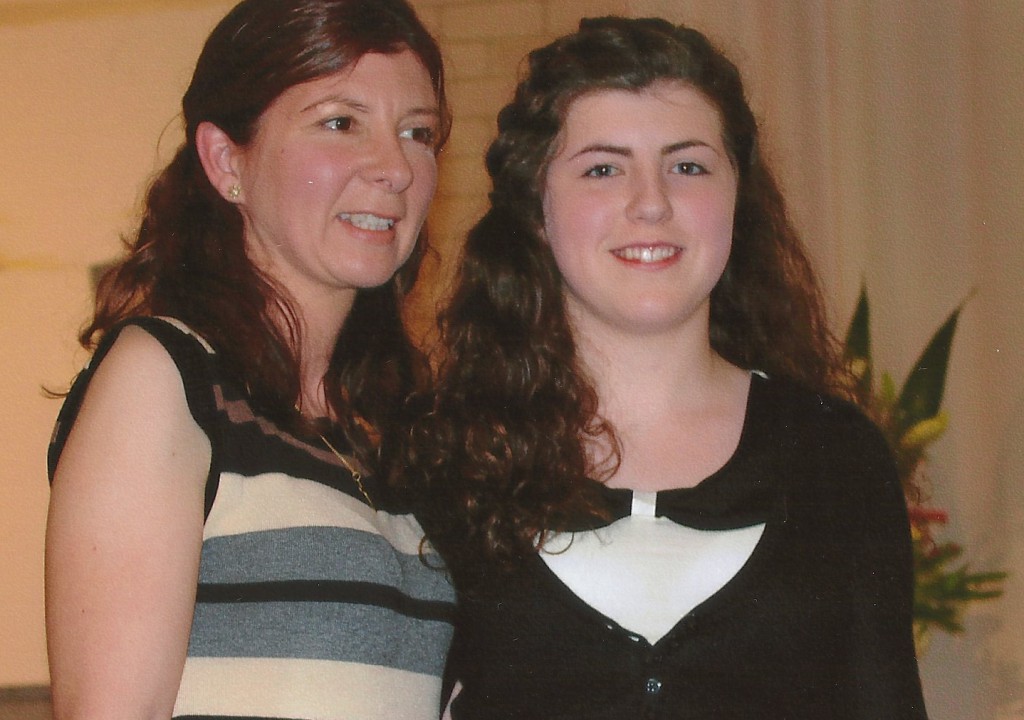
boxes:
[338,212,396,231]
[612,245,682,263]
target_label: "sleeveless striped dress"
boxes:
[48,317,455,720]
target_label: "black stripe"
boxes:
[196,580,455,623]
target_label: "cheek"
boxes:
[705,200,736,277]
[694,185,737,241]
[543,182,599,250]
[282,145,355,197]
[303,155,350,191]
[411,156,439,207]
[544,222,592,290]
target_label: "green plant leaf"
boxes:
[900,412,949,451]
[895,303,963,437]
[843,291,1007,637]
[844,285,873,401]
[880,372,897,407]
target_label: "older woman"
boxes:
[45,1,453,717]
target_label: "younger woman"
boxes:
[419,16,926,719]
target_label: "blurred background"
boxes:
[1,1,1021,717]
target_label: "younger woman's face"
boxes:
[230,50,440,311]
[542,81,738,340]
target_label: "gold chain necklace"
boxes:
[317,433,376,511]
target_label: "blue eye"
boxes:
[584,164,618,178]
[674,161,707,176]
[400,126,437,146]
[323,116,353,131]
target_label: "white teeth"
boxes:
[339,212,395,231]
[616,246,679,263]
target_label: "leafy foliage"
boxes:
[843,287,1006,645]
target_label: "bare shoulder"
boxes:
[85,324,191,403]
[46,323,211,716]
[51,323,212,493]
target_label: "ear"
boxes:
[195,121,245,203]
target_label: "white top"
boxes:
[541,490,764,644]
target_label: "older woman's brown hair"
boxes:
[86,0,450,477]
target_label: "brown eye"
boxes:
[323,116,353,131]
[400,126,437,147]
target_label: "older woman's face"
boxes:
[542,81,737,340]
[231,50,440,310]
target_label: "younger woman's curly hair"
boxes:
[82,0,449,482]
[414,16,844,569]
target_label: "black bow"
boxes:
[561,476,778,532]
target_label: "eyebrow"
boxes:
[569,139,715,161]
[302,97,364,114]
[301,96,440,119]
[406,107,443,120]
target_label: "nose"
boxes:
[626,170,672,223]
[365,134,414,193]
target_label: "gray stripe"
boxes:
[198,526,453,603]
[186,601,452,676]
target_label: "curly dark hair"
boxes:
[82,0,449,481]
[414,16,846,569]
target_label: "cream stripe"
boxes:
[205,472,429,555]
[153,315,215,352]
[173,656,442,720]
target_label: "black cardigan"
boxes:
[445,374,927,719]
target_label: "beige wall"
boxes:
[2,1,1022,718]
[0,0,235,686]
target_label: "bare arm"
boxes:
[46,326,211,720]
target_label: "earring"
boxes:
[227,184,241,200]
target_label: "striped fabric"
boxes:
[50,317,455,720]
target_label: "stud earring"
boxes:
[227,184,241,200]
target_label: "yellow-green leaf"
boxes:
[900,412,949,450]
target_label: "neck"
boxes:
[571,312,752,493]
[290,294,356,419]
[573,313,725,423]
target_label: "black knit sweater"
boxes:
[445,373,927,720]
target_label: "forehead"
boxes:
[269,49,437,116]
[559,81,725,144]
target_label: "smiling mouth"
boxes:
[613,246,681,263]
[339,212,395,231]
